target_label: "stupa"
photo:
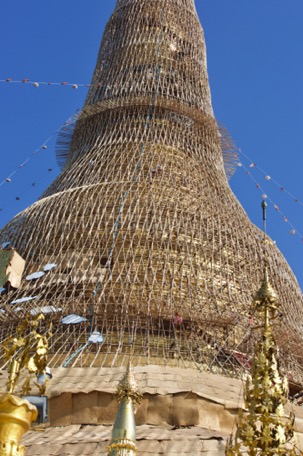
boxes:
[0,1,303,454]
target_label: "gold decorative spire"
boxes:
[254,265,279,306]
[107,361,142,456]
[226,200,301,455]
[116,361,143,405]
[0,313,51,455]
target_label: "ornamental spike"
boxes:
[107,362,142,456]
[116,360,143,405]
[226,204,299,455]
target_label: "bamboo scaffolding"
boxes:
[0,0,302,382]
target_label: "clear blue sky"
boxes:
[1,1,303,288]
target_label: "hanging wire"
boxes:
[0,111,80,221]
[238,148,303,208]
[0,111,79,190]
[237,157,303,241]
[1,78,91,89]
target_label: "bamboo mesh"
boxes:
[0,0,303,379]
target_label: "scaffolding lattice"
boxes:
[0,0,303,381]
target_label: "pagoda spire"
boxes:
[1,0,303,382]
[84,0,213,115]
[226,201,300,455]
[107,361,142,456]
[53,0,215,174]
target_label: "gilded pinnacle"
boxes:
[116,362,142,406]
[226,267,299,455]
[108,363,141,456]
[254,265,280,314]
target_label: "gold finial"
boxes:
[107,361,142,456]
[254,265,279,304]
[253,264,280,325]
[0,394,38,456]
[226,201,300,455]
[116,360,143,405]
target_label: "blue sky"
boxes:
[1,1,303,288]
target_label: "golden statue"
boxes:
[0,313,51,456]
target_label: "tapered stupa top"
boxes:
[55,0,215,172]
[114,0,197,12]
[84,0,213,115]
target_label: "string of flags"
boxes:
[1,78,95,89]
[0,111,79,190]
[0,111,79,215]
[235,149,303,240]
[0,137,54,189]
[0,167,55,214]
[237,148,303,208]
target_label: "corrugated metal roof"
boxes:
[4,366,302,455]
[23,425,226,455]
